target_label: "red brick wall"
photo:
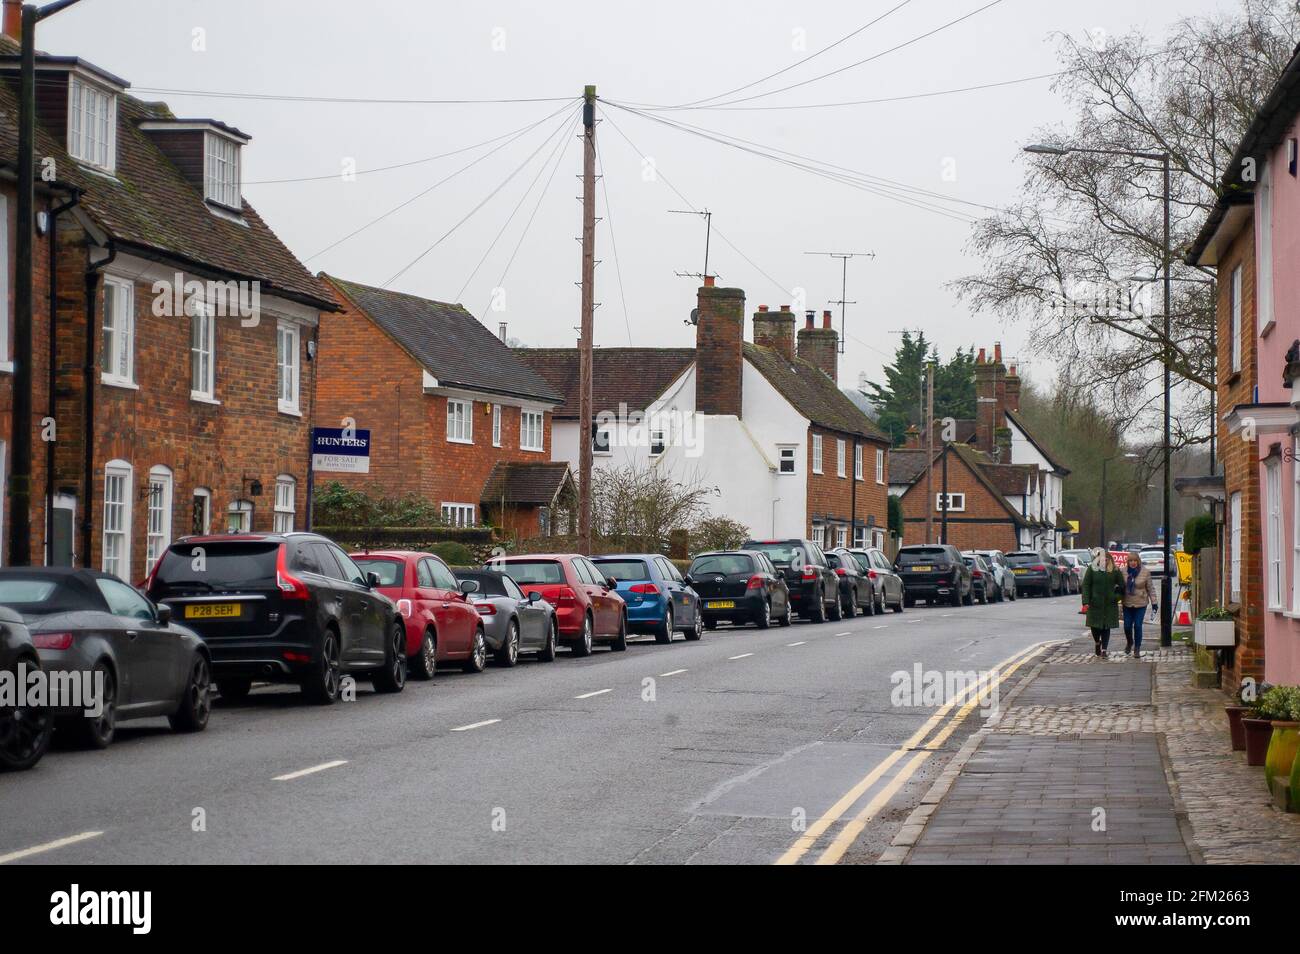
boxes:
[805,427,890,541]
[695,283,744,416]
[897,447,1020,551]
[1217,221,1264,688]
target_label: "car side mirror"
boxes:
[606,577,618,589]
[682,574,693,586]
[156,603,172,625]
[366,571,381,589]
[459,579,480,595]
[527,591,541,603]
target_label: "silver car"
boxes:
[971,549,1017,601]
[454,570,558,666]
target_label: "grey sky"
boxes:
[44,0,1227,394]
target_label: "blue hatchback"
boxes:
[590,554,703,643]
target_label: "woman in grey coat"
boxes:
[1120,551,1158,658]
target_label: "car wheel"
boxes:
[755,599,771,629]
[950,587,962,608]
[410,629,437,681]
[842,591,856,619]
[216,677,252,702]
[810,588,827,624]
[168,654,213,732]
[892,593,904,613]
[963,586,975,606]
[67,662,116,749]
[978,586,988,605]
[655,606,674,645]
[571,614,594,657]
[609,613,628,651]
[876,591,886,614]
[777,602,792,627]
[463,626,488,673]
[495,620,520,667]
[0,656,53,771]
[685,609,704,640]
[538,617,558,661]
[302,630,342,704]
[827,589,843,622]
[373,624,408,693]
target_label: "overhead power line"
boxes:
[130,86,576,105]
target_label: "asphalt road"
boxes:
[0,593,1084,864]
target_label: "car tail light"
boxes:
[33,632,73,650]
[396,599,413,619]
[834,568,847,576]
[554,586,577,604]
[746,575,765,590]
[283,650,311,664]
[474,602,497,615]
[802,567,817,581]
[276,543,310,600]
[630,583,660,594]
[1033,565,1045,571]
[973,570,983,578]
[868,570,878,580]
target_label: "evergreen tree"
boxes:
[864,334,977,446]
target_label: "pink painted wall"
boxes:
[1256,122,1300,685]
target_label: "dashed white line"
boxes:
[575,688,612,699]
[729,653,754,660]
[0,830,103,865]
[273,760,348,782]
[786,641,806,647]
[835,631,851,637]
[451,718,501,732]
[659,669,688,677]
[874,625,888,630]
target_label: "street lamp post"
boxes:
[1099,452,1139,548]
[1025,142,1174,646]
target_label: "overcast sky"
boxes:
[43,0,1228,394]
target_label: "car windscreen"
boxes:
[689,554,755,576]
[0,576,93,615]
[455,571,507,596]
[896,548,948,564]
[1005,553,1042,565]
[154,542,280,589]
[591,559,650,581]
[352,558,404,586]
[501,560,564,585]
[746,543,804,566]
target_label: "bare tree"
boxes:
[589,463,719,553]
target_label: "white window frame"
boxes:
[1229,265,1243,374]
[190,300,216,401]
[778,445,796,475]
[276,321,300,414]
[145,465,173,577]
[68,75,116,172]
[854,444,863,481]
[274,475,296,533]
[876,448,885,484]
[446,399,472,444]
[593,424,611,455]
[227,499,253,533]
[836,525,847,548]
[102,459,132,580]
[492,405,502,447]
[192,487,212,536]
[853,524,867,548]
[441,502,476,528]
[812,434,823,474]
[649,428,666,457]
[100,276,134,386]
[837,439,847,478]
[204,131,241,209]
[1229,490,1242,603]
[520,410,544,452]
[936,492,966,513]
[1266,458,1283,609]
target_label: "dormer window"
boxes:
[204,132,241,209]
[68,75,116,172]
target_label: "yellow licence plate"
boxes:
[185,602,242,619]
[1013,568,1028,574]
[706,600,735,609]
[910,565,932,572]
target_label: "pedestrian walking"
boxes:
[1121,551,1158,658]
[1080,548,1123,658]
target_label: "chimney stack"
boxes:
[1004,362,1021,413]
[695,281,746,416]
[2,1,20,41]
[974,342,1008,454]
[753,303,796,362]
[798,307,839,383]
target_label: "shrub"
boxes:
[430,541,475,567]
[1254,685,1299,721]
[1196,603,1232,621]
[1183,513,1215,555]
[690,516,750,554]
[888,495,904,538]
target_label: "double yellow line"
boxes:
[775,640,1053,866]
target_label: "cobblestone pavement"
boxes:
[881,632,1300,864]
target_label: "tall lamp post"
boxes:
[1025,142,1173,646]
[1099,452,1140,548]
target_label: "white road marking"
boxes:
[575,688,612,699]
[451,718,501,732]
[835,631,851,637]
[0,830,103,865]
[874,625,888,630]
[659,668,688,677]
[786,641,806,647]
[941,613,953,617]
[729,653,754,660]
[273,760,348,782]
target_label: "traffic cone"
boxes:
[1176,588,1192,626]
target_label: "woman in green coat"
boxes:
[1080,549,1123,658]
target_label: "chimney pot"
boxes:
[2,1,20,41]
[977,347,986,363]
[779,304,790,312]
[822,310,832,329]
[1009,364,1017,376]
[758,304,768,313]
[703,275,716,287]
[994,342,1003,363]
[804,312,814,329]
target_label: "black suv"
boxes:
[1005,549,1064,597]
[895,544,973,607]
[742,539,841,623]
[147,532,406,704]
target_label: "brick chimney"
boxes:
[974,343,1008,455]
[2,1,20,41]
[695,277,745,416]
[797,309,839,383]
[1004,363,1021,413]
[753,303,796,362]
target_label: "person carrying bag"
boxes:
[1080,548,1123,658]
[1120,551,1158,658]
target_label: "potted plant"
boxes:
[1224,685,1252,752]
[1192,645,1218,689]
[1264,687,1300,803]
[1194,604,1235,647]
[1243,685,1278,767]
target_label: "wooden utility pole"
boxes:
[577,85,596,553]
[923,362,935,543]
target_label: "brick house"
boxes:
[0,29,335,576]
[517,282,892,548]
[315,276,569,539]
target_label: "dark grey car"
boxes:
[0,604,52,771]
[0,568,212,749]
[454,570,557,666]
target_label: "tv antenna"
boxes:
[670,209,714,281]
[805,250,875,354]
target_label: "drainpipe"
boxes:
[45,191,79,564]
[83,237,117,567]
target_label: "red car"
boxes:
[489,554,626,656]
[351,550,485,676]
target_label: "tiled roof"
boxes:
[948,443,1030,525]
[0,38,333,308]
[514,348,694,420]
[981,462,1037,496]
[324,276,561,404]
[744,343,889,443]
[887,448,933,485]
[481,461,574,505]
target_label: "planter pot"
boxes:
[1225,705,1250,751]
[1243,717,1274,767]
[1193,670,1219,689]
[1266,722,1300,791]
[1290,746,1300,813]
[1193,619,1235,647]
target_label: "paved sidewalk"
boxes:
[879,634,1300,865]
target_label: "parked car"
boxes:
[351,550,484,676]
[827,547,874,617]
[971,549,1016,601]
[741,539,841,622]
[961,554,994,605]
[895,544,973,607]
[0,603,53,771]
[147,533,405,704]
[847,547,906,613]
[591,554,702,643]
[1138,546,1176,577]
[1059,548,1094,567]
[1004,549,1064,597]
[453,569,558,665]
[2,568,212,748]
[1057,553,1085,593]
[687,550,790,629]
[490,554,626,656]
